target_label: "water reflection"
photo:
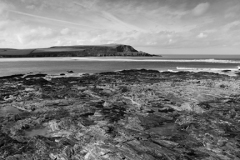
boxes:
[25,127,49,137]
[0,106,21,116]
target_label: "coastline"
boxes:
[175,67,239,77]
[1,69,240,159]
[0,66,239,78]
[0,57,240,63]
[1,56,240,77]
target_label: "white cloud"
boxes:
[101,11,147,32]
[26,5,36,9]
[60,28,70,35]
[0,20,9,29]
[223,21,240,31]
[73,0,97,10]
[224,5,239,19]
[197,32,208,38]
[0,1,8,15]
[192,2,210,16]
[17,27,54,44]
[1,0,240,49]
[9,10,97,29]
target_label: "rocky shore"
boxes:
[0,69,240,160]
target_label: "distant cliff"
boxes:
[0,44,159,57]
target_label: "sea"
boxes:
[1,54,240,77]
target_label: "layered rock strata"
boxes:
[0,70,240,159]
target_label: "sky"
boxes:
[0,0,240,54]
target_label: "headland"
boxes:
[0,44,158,57]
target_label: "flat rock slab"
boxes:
[0,70,240,160]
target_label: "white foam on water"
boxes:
[0,57,240,64]
[72,58,240,63]
[176,67,239,71]
[176,67,239,77]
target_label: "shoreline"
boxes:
[1,66,239,78]
[0,57,240,63]
[1,57,240,78]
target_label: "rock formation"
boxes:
[0,70,239,159]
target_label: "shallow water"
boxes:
[0,56,240,77]
[25,127,49,137]
[0,106,21,117]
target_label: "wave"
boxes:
[177,67,239,71]
[72,58,240,64]
[0,57,73,62]
[0,57,240,64]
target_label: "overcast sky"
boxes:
[0,0,240,54]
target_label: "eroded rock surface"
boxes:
[0,69,240,160]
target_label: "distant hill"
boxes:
[0,44,159,57]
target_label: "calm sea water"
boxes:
[0,55,240,76]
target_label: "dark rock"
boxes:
[24,74,47,79]
[67,70,74,73]
[0,69,239,159]
[222,70,231,73]
[0,74,24,80]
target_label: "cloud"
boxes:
[73,0,97,10]
[0,1,11,17]
[0,2,7,15]
[223,21,240,31]
[0,20,10,29]
[8,10,98,29]
[224,5,240,19]
[192,2,210,16]
[17,27,54,44]
[1,0,240,49]
[197,32,208,38]
[26,5,36,9]
[60,28,70,35]
[101,11,147,32]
